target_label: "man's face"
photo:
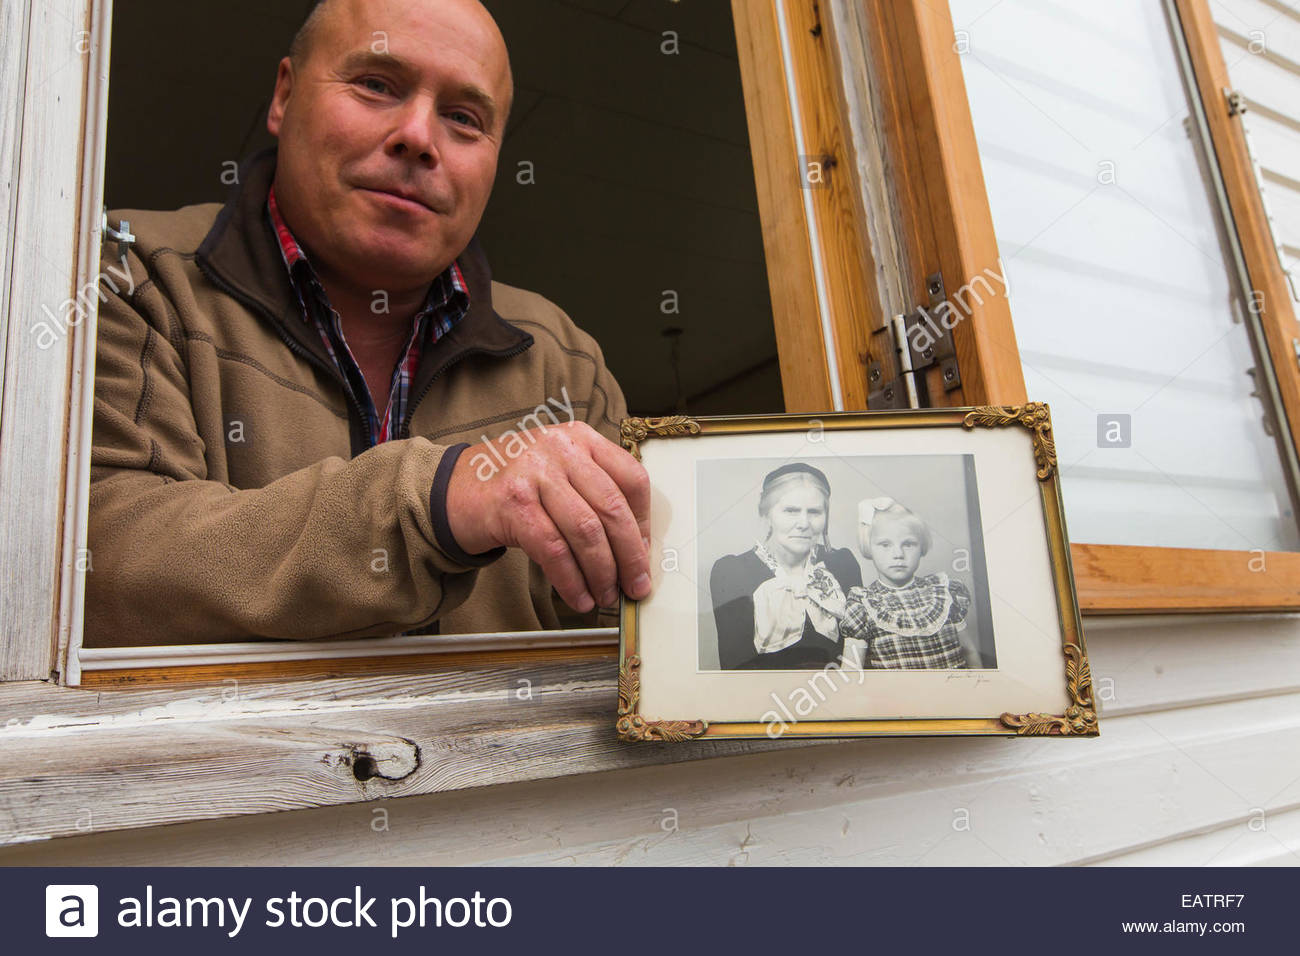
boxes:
[267,0,512,293]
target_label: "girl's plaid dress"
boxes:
[841,572,972,669]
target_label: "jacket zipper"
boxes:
[397,338,534,440]
[196,258,370,455]
[196,256,534,450]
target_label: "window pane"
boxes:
[105,0,785,417]
[949,0,1300,551]
[479,0,782,416]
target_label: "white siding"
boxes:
[3,614,1298,866]
[1215,0,1300,301]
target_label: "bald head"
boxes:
[288,0,513,130]
[287,0,334,65]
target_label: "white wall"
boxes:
[3,613,1298,866]
[1215,0,1300,302]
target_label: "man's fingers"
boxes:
[586,434,652,551]
[512,497,594,613]
[538,479,621,607]
[486,422,653,607]
[563,455,650,601]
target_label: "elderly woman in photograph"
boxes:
[709,463,863,669]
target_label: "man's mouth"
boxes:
[359,185,440,214]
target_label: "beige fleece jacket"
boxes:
[87,148,628,648]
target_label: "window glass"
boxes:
[949,0,1300,551]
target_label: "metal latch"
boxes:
[867,271,963,409]
[102,207,135,263]
[1226,88,1248,117]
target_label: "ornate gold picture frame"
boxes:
[617,404,1097,742]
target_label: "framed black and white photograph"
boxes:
[616,404,1096,741]
[698,453,996,673]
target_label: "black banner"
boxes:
[5,866,1290,953]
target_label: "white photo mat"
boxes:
[616,407,1092,740]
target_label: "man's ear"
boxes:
[266,57,295,138]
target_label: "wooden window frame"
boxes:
[7,0,1294,845]
[848,0,1300,612]
[734,0,888,414]
[0,0,885,687]
[40,0,879,688]
[1,0,111,684]
[0,0,884,856]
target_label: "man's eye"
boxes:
[359,77,392,95]
[448,109,481,129]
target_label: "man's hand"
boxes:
[444,421,652,612]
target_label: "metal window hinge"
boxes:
[101,207,135,263]
[1226,88,1248,117]
[866,271,963,409]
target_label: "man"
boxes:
[86,0,651,647]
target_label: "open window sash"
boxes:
[852,0,1300,612]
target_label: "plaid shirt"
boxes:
[266,184,469,449]
[841,573,971,669]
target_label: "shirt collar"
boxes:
[195,148,534,391]
[265,182,469,322]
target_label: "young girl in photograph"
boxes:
[840,497,974,670]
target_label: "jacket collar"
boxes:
[195,147,533,394]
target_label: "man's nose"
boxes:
[388,97,441,166]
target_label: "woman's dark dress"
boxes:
[708,547,863,670]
